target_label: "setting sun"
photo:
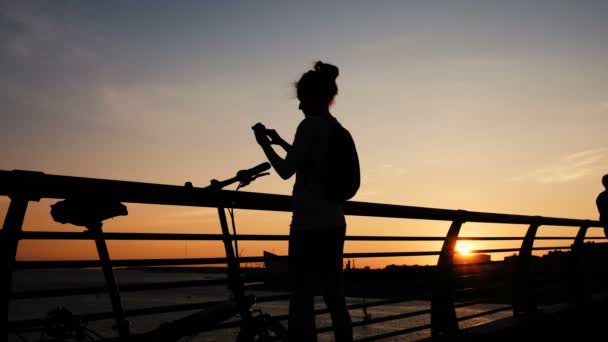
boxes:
[456,241,474,255]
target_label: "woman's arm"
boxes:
[259,142,295,180]
[253,123,295,180]
[267,129,292,153]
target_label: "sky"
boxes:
[1,1,607,267]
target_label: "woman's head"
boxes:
[603,174,608,188]
[296,61,339,114]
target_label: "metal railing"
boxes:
[2,169,605,340]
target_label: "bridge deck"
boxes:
[457,297,608,341]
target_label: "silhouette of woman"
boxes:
[252,61,353,342]
[597,174,608,238]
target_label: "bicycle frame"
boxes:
[133,163,282,341]
[216,203,253,321]
[111,163,273,340]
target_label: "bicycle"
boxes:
[20,163,288,342]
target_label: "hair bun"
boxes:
[314,61,339,80]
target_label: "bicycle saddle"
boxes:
[51,198,128,227]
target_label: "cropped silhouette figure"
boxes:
[597,174,608,238]
[252,61,354,341]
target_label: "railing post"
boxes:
[3,196,29,337]
[569,221,590,310]
[513,219,540,316]
[431,210,466,339]
[88,222,130,336]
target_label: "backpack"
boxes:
[324,118,360,202]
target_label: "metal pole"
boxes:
[569,222,590,310]
[89,222,130,336]
[431,210,466,338]
[3,197,29,336]
[513,221,540,316]
[216,206,251,320]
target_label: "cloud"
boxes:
[513,148,607,184]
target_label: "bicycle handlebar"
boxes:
[202,162,271,190]
[236,162,270,183]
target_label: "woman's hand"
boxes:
[251,122,294,180]
[266,129,284,145]
[252,123,270,146]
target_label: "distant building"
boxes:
[263,251,288,273]
[344,259,357,270]
[454,252,491,264]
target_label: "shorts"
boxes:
[288,225,346,293]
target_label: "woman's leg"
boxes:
[323,283,352,342]
[322,226,353,342]
[289,287,317,341]
[288,229,318,342]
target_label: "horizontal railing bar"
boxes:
[15,257,247,269]
[460,236,573,241]
[19,231,446,242]
[14,251,442,269]
[454,260,505,269]
[14,246,573,269]
[467,246,570,254]
[345,251,440,258]
[1,170,601,227]
[457,306,513,322]
[11,278,230,299]
[19,231,596,242]
[19,231,288,241]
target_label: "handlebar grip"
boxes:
[248,162,271,175]
[236,162,270,183]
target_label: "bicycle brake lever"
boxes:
[238,180,251,188]
[238,172,270,189]
[253,172,270,179]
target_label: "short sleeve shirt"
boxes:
[285,115,346,231]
